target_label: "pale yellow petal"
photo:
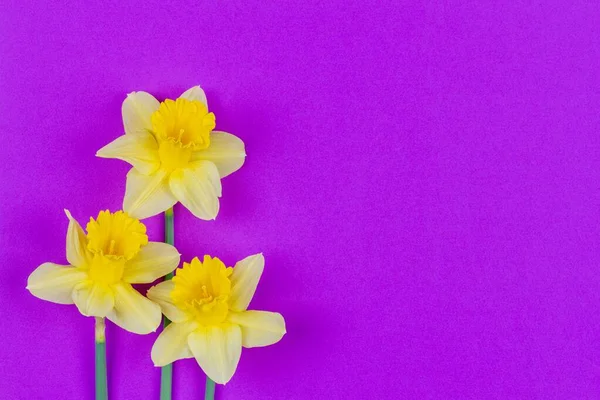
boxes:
[229,253,264,312]
[26,263,87,304]
[187,324,242,384]
[123,168,177,220]
[64,209,92,268]
[96,133,160,175]
[122,91,160,136]
[122,242,180,284]
[228,311,286,348]
[151,320,197,366]
[146,280,188,323]
[106,283,162,334]
[190,131,246,178]
[72,281,115,317]
[179,86,208,107]
[168,161,222,220]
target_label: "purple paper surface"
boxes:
[1,1,600,399]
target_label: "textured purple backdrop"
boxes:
[1,1,599,399]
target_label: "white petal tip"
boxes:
[187,85,203,93]
[152,359,166,367]
[64,209,73,219]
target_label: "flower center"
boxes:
[88,254,125,285]
[86,210,148,260]
[151,98,215,150]
[171,255,232,325]
[158,140,192,171]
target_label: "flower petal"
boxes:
[179,86,208,107]
[146,280,189,323]
[106,283,162,334]
[168,161,222,220]
[228,311,286,348]
[122,242,180,284]
[26,263,87,304]
[96,133,160,175]
[151,320,197,366]
[190,131,246,178]
[64,209,92,268]
[122,91,160,136]
[72,281,115,317]
[123,168,177,220]
[187,324,242,384]
[229,253,264,312]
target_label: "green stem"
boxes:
[161,207,175,400]
[95,317,108,400]
[160,207,215,400]
[205,377,215,400]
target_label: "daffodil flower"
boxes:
[96,86,246,220]
[27,210,180,334]
[148,254,286,384]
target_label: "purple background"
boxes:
[1,1,599,399]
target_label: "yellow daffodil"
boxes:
[96,86,246,220]
[27,210,180,334]
[148,254,285,384]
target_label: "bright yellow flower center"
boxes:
[151,98,215,171]
[86,210,148,260]
[158,140,192,171]
[171,256,233,326]
[88,254,125,285]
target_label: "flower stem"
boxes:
[161,207,215,399]
[160,207,175,400]
[95,317,108,400]
[205,377,215,400]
